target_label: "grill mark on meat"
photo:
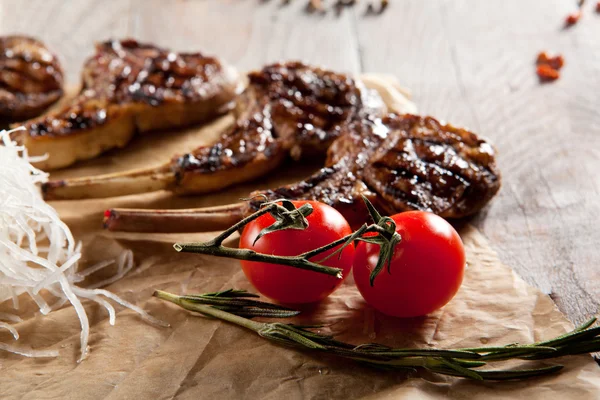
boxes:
[0,36,63,120]
[363,115,500,217]
[248,117,387,226]
[95,40,227,105]
[247,61,367,153]
[176,106,280,177]
[368,142,474,212]
[173,62,385,183]
[22,39,236,138]
[250,114,500,223]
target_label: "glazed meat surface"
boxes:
[251,114,501,222]
[37,61,392,200]
[250,116,386,226]
[0,36,63,120]
[363,115,500,218]
[24,39,238,138]
[173,61,385,185]
[14,39,240,170]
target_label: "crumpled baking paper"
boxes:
[1,76,598,400]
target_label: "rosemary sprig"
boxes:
[155,289,600,381]
[155,289,300,318]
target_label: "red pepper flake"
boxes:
[596,1,600,12]
[536,52,564,70]
[536,51,564,82]
[536,64,560,82]
[565,10,581,26]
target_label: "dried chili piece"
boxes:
[536,64,560,82]
[536,52,564,70]
[565,10,581,26]
[596,1,600,12]
[536,51,564,82]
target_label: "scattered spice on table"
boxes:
[536,51,564,83]
[536,64,560,82]
[565,0,586,26]
[537,52,564,70]
[282,0,388,14]
[565,10,581,26]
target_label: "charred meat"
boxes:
[42,61,386,199]
[103,114,501,233]
[0,36,63,120]
[14,39,241,170]
[172,61,385,194]
[251,114,501,223]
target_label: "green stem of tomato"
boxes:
[173,200,349,278]
[299,224,368,260]
[174,240,343,278]
[209,203,276,246]
[173,197,400,280]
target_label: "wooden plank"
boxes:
[0,0,362,82]
[0,0,132,82]
[355,0,600,323]
[131,0,361,73]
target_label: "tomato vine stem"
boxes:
[173,197,402,282]
[174,200,343,277]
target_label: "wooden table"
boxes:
[2,0,599,324]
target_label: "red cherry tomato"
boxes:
[239,201,354,304]
[353,211,465,318]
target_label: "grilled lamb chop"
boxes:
[173,61,385,194]
[104,114,501,233]
[12,39,241,170]
[42,61,389,199]
[251,114,500,226]
[0,36,63,120]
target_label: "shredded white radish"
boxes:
[76,259,115,279]
[0,128,166,361]
[88,251,134,289]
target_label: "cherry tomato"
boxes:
[239,201,354,304]
[353,211,465,318]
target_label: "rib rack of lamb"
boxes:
[0,36,64,121]
[41,61,395,199]
[10,39,241,170]
[104,113,501,233]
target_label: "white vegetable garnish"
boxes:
[0,128,167,361]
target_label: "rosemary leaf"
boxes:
[438,357,483,380]
[538,325,600,347]
[154,290,300,319]
[201,289,260,298]
[473,365,564,380]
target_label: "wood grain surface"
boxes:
[1,0,599,323]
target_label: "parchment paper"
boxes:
[1,77,599,399]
